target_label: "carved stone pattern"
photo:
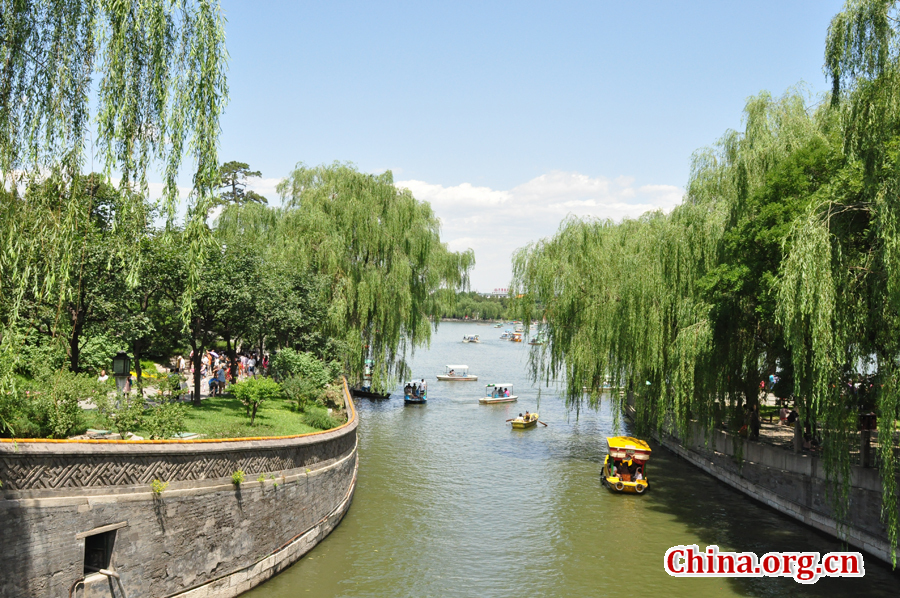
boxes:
[0,433,355,491]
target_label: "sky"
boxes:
[175,1,847,291]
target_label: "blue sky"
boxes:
[199,0,845,290]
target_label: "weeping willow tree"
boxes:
[0,1,228,431]
[513,89,827,430]
[216,162,474,390]
[776,0,900,563]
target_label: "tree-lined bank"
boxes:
[512,0,900,563]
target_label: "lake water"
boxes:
[246,322,900,597]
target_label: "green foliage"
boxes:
[0,0,228,442]
[302,406,341,431]
[231,470,245,485]
[257,473,265,484]
[217,163,474,390]
[512,70,900,561]
[32,371,105,439]
[271,349,336,386]
[150,479,169,495]
[281,375,324,410]
[79,334,121,376]
[102,395,147,437]
[145,400,187,440]
[440,291,509,320]
[218,162,267,206]
[229,377,283,425]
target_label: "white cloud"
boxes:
[396,170,684,291]
[246,177,282,203]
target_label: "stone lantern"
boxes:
[112,351,131,396]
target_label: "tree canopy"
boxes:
[0,0,229,426]
[217,161,267,206]
[512,0,900,563]
[217,162,474,389]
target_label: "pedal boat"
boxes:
[511,412,539,429]
[403,380,427,404]
[601,436,650,494]
[478,383,517,404]
[462,334,480,343]
[436,364,478,381]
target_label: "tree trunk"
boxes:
[133,339,143,394]
[68,308,85,373]
[191,343,204,407]
[226,335,238,383]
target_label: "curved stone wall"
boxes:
[0,379,358,598]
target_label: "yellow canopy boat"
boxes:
[601,436,651,494]
[511,412,539,429]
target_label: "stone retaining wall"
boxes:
[650,418,899,565]
[0,380,359,598]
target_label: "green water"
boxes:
[246,322,899,597]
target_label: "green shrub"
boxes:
[93,393,146,436]
[37,371,105,438]
[145,400,187,439]
[302,406,341,430]
[151,479,169,495]
[231,470,245,485]
[155,371,187,401]
[78,333,120,375]
[17,338,67,380]
[229,377,282,425]
[139,358,157,376]
[271,349,336,386]
[281,375,323,410]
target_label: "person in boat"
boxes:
[404,383,412,397]
[524,410,531,421]
[625,458,637,477]
[449,369,455,377]
[635,468,643,481]
[504,388,510,397]
[517,413,523,421]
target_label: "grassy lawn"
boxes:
[180,396,324,438]
[79,395,341,439]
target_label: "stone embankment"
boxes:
[642,412,898,565]
[0,379,359,598]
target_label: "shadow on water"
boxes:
[643,436,900,597]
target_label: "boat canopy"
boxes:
[485,383,513,388]
[606,436,651,461]
[445,365,469,370]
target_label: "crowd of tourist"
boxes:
[175,350,269,397]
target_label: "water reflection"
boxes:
[246,322,899,597]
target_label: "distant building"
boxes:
[480,287,509,298]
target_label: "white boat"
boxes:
[499,329,513,340]
[436,364,478,381]
[462,334,480,343]
[478,383,517,404]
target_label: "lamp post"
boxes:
[112,351,131,405]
